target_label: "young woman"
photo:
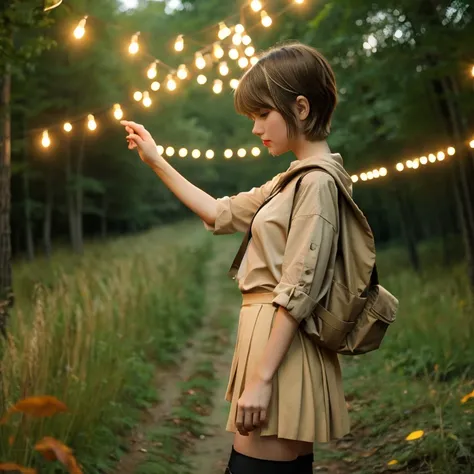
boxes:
[122,42,353,474]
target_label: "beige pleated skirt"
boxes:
[225,292,350,443]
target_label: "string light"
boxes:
[420,156,428,165]
[351,175,358,183]
[230,79,239,89]
[157,145,164,155]
[232,33,242,46]
[192,149,201,159]
[165,146,175,157]
[213,79,223,94]
[218,22,231,40]
[213,43,224,59]
[87,114,97,131]
[151,81,160,91]
[447,146,456,155]
[251,147,261,156]
[229,48,239,60]
[133,91,143,101]
[250,56,259,66]
[238,57,249,68]
[113,104,124,120]
[177,64,189,80]
[147,61,158,79]
[195,52,206,70]
[224,149,233,159]
[250,0,263,12]
[235,24,245,34]
[219,61,229,76]
[41,130,51,148]
[261,11,272,27]
[63,122,72,133]
[294,0,304,3]
[396,163,404,171]
[360,173,368,181]
[166,75,177,91]
[437,151,445,161]
[73,16,87,40]
[406,160,413,168]
[412,160,419,169]
[245,46,255,57]
[237,148,246,157]
[471,65,474,77]
[197,74,207,85]
[428,153,436,163]
[128,33,140,55]
[469,139,474,148]
[142,91,152,107]
[206,149,215,159]
[242,35,252,46]
[179,147,188,157]
[174,35,184,52]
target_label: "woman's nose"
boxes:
[252,121,263,136]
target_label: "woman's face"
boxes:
[251,109,292,156]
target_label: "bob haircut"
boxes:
[234,42,337,141]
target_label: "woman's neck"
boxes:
[292,137,331,161]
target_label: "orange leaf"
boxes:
[0,463,36,474]
[1,396,68,424]
[461,389,474,404]
[34,437,82,474]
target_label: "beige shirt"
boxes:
[204,154,343,324]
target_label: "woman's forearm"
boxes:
[255,306,299,383]
[150,159,217,226]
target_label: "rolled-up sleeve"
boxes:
[272,173,338,323]
[203,174,282,235]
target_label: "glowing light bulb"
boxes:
[251,147,261,157]
[165,146,174,157]
[406,160,413,168]
[230,79,239,89]
[197,74,207,85]
[177,64,188,80]
[133,91,143,101]
[235,24,245,34]
[206,149,214,159]
[360,173,368,181]
[367,171,374,180]
[41,130,51,148]
[372,169,380,178]
[294,0,304,3]
[151,81,160,91]
[237,148,246,158]
[213,43,224,59]
[195,52,206,70]
[379,167,387,177]
[242,35,252,46]
[238,57,249,68]
[224,149,233,159]
[420,156,428,165]
[250,56,258,66]
[142,91,152,107]
[213,79,223,94]
[471,65,474,78]
[179,148,188,158]
[166,75,177,91]
[232,33,242,46]
[396,163,404,171]
[261,10,272,27]
[447,146,455,156]
[412,159,419,169]
[245,46,255,57]
[470,139,474,149]
[437,151,445,161]
[113,104,124,120]
[229,48,239,60]
[219,61,229,76]
[351,175,359,183]
[63,122,72,133]
[428,153,436,163]
[218,22,231,40]
[147,62,158,79]
[174,34,184,52]
[73,16,87,40]
[192,149,201,159]
[157,145,164,155]
[250,0,262,12]
[129,33,140,55]
[87,114,97,131]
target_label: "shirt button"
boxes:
[310,243,317,251]
[305,268,312,275]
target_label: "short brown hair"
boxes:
[234,42,337,141]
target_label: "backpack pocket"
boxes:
[338,284,398,355]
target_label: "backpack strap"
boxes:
[228,169,326,279]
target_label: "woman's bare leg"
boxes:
[233,432,313,461]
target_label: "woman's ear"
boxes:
[295,95,310,121]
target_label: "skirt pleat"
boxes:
[225,293,350,443]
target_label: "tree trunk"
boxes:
[43,169,53,259]
[74,130,85,255]
[393,186,421,273]
[0,65,12,335]
[65,139,79,253]
[23,158,34,261]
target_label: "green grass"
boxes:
[0,221,213,473]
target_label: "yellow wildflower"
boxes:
[461,390,474,404]
[388,459,398,466]
[405,430,424,441]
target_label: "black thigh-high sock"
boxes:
[225,446,299,474]
[296,452,314,473]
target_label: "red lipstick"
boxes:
[263,140,271,146]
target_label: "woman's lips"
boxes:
[263,140,271,146]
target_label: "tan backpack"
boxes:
[229,165,399,355]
